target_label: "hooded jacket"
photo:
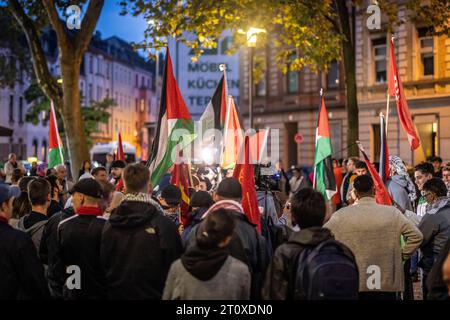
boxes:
[100,194,183,300]
[262,227,334,300]
[419,197,450,273]
[17,211,48,253]
[185,200,268,299]
[387,175,414,212]
[163,255,250,300]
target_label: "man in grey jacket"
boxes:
[324,175,423,299]
[418,178,450,299]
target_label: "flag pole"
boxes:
[313,88,324,190]
[51,100,64,164]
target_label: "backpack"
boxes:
[293,239,359,300]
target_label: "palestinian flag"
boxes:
[146,49,196,187]
[199,73,228,133]
[48,101,64,168]
[313,97,336,200]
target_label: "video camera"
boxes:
[254,163,280,192]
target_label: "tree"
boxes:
[121,0,450,157]
[24,82,116,149]
[2,0,104,179]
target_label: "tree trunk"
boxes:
[60,54,89,180]
[336,0,359,157]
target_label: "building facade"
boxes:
[0,31,155,162]
[239,2,450,168]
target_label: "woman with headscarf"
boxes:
[388,155,419,300]
[387,156,417,212]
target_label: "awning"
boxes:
[0,126,13,137]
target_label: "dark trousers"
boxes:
[359,292,399,300]
[403,259,414,300]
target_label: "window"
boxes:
[141,76,145,88]
[135,98,138,112]
[106,62,110,79]
[32,139,38,157]
[88,84,93,102]
[97,58,101,74]
[97,86,102,100]
[286,53,299,94]
[256,77,266,97]
[9,95,14,123]
[42,140,47,160]
[106,89,110,99]
[373,38,387,83]
[135,74,138,87]
[327,60,339,88]
[19,97,23,124]
[418,27,434,76]
[89,56,93,74]
[140,99,145,112]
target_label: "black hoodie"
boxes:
[100,200,183,300]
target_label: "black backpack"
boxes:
[293,239,359,300]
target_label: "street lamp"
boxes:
[238,27,266,129]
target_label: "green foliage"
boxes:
[0,10,32,88]
[121,0,342,76]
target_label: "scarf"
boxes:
[389,155,417,202]
[76,206,103,216]
[426,197,450,215]
[181,246,229,281]
[124,193,164,213]
[202,200,244,219]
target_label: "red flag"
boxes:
[170,163,190,227]
[233,136,261,233]
[117,131,125,161]
[357,142,392,206]
[388,37,420,150]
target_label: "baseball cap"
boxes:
[0,184,12,204]
[217,177,242,199]
[160,184,181,206]
[69,178,103,199]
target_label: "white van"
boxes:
[90,142,137,165]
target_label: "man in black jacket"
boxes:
[53,178,107,299]
[39,206,75,298]
[100,163,183,299]
[0,184,50,299]
[185,177,268,299]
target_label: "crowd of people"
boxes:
[1,151,450,300]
